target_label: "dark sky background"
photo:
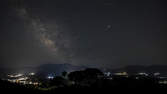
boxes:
[0,0,167,69]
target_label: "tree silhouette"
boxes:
[62,71,67,78]
[68,68,103,87]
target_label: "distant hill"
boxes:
[108,65,167,75]
[36,63,86,76]
[0,63,86,78]
[2,64,167,78]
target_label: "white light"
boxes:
[115,72,128,76]
[154,72,160,76]
[29,72,35,75]
[47,76,54,79]
[104,72,111,77]
[15,74,23,77]
[17,77,28,81]
[29,81,33,84]
[135,77,139,79]
[159,81,167,84]
[138,72,148,76]
[7,73,24,78]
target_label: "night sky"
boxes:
[0,0,167,69]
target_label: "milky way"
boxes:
[14,4,74,64]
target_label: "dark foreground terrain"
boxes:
[1,68,167,93]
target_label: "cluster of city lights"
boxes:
[5,71,167,86]
[7,72,40,85]
[104,71,167,84]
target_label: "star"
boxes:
[105,25,112,31]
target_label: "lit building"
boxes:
[159,81,167,84]
[104,72,111,77]
[114,72,128,76]
[138,72,148,76]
